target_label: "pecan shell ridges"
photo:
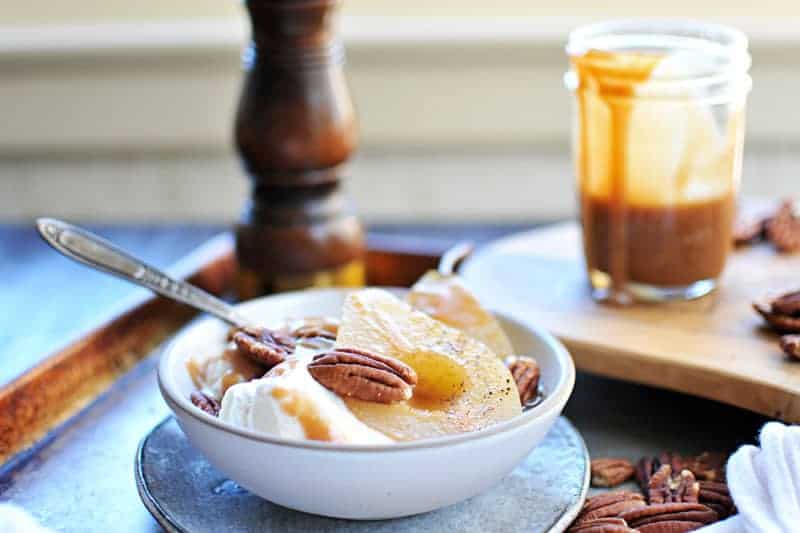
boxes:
[567,517,636,532]
[698,480,736,519]
[505,355,541,405]
[648,466,699,504]
[575,492,646,524]
[308,347,417,404]
[620,502,718,529]
[232,326,296,368]
[591,458,636,488]
[636,521,706,533]
[190,391,221,417]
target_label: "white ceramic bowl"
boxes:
[158,288,575,520]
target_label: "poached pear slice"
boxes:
[408,271,515,359]
[336,289,521,441]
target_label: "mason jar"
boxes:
[564,20,752,304]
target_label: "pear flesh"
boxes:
[336,289,521,441]
[408,271,515,359]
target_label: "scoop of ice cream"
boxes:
[219,346,393,445]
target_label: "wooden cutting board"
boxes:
[461,222,800,422]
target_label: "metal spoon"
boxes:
[438,241,474,276]
[36,218,250,328]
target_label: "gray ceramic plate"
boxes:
[135,416,589,533]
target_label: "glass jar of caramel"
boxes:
[565,20,752,304]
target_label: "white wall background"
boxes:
[1,3,798,222]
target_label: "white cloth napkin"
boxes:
[0,503,53,532]
[698,422,800,533]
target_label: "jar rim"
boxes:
[568,19,748,54]
[565,19,752,99]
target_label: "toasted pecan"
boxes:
[781,335,800,360]
[190,391,221,417]
[308,347,417,403]
[620,502,717,531]
[591,458,636,488]
[648,466,700,504]
[567,517,636,532]
[505,355,541,406]
[575,492,647,524]
[232,326,295,368]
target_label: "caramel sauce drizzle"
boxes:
[572,50,661,299]
[271,386,333,442]
[186,346,266,395]
[186,359,203,389]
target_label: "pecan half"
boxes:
[574,492,647,524]
[291,317,339,346]
[567,517,636,533]
[308,347,418,403]
[683,452,727,482]
[637,453,684,492]
[232,326,295,368]
[639,452,728,490]
[294,324,337,341]
[637,521,709,533]
[781,334,800,360]
[505,355,541,406]
[190,391,221,416]
[698,481,736,519]
[754,298,800,334]
[771,290,800,316]
[591,458,636,488]
[620,503,717,532]
[291,326,337,350]
[649,466,700,504]
[766,200,800,253]
[753,291,800,333]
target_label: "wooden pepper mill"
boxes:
[234,0,366,298]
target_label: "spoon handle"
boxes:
[36,218,249,328]
[438,241,474,276]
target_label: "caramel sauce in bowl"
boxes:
[271,387,333,442]
[188,347,264,397]
[158,288,575,519]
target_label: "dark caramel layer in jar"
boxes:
[581,193,735,287]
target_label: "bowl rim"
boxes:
[158,287,575,453]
